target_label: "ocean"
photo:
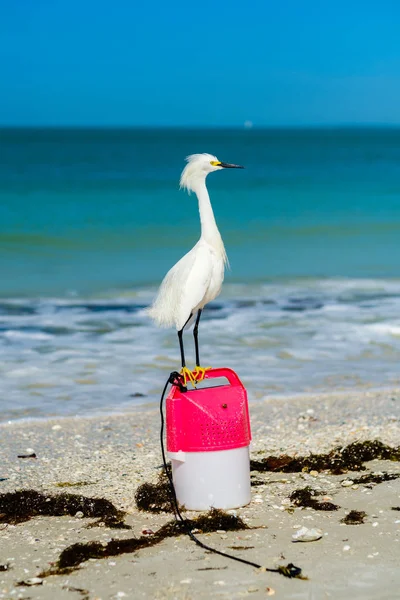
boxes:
[1,127,400,422]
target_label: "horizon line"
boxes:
[1,123,400,131]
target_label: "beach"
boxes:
[1,387,399,599]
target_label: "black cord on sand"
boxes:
[159,371,304,579]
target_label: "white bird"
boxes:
[147,153,244,385]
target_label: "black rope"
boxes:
[159,371,304,578]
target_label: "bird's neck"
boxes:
[194,180,221,244]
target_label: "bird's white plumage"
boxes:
[179,153,221,193]
[147,153,231,331]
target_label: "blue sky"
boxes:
[1,0,400,126]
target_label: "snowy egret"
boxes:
[148,153,244,385]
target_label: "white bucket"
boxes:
[169,445,251,511]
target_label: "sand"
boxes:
[1,387,400,599]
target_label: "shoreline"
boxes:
[2,382,399,429]
[1,386,399,599]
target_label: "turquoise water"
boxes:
[2,127,400,295]
[1,127,400,421]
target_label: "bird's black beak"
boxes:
[219,162,245,169]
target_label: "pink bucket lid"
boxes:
[166,368,251,453]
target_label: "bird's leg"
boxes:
[178,314,197,387]
[193,309,202,367]
[192,309,211,383]
[178,328,186,369]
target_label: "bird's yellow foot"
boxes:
[180,366,197,387]
[193,365,212,383]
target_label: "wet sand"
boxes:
[1,387,400,599]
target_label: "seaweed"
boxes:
[197,566,228,571]
[135,481,172,513]
[341,510,367,525]
[250,478,266,487]
[39,508,249,576]
[178,509,248,534]
[55,482,94,488]
[289,487,339,511]
[349,472,400,485]
[391,506,400,511]
[228,545,255,550]
[0,490,128,528]
[250,441,400,475]
[0,563,10,571]
[135,470,174,513]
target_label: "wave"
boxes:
[1,278,400,422]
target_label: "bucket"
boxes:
[166,368,252,510]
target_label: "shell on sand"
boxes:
[292,526,323,542]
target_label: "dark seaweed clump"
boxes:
[0,490,129,529]
[392,507,400,511]
[289,487,339,511]
[250,477,266,487]
[135,471,173,513]
[250,441,400,475]
[349,472,400,486]
[40,508,248,575]
[341,510,367,525]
